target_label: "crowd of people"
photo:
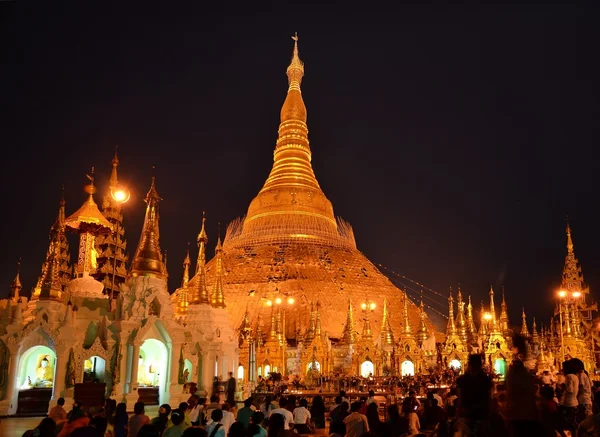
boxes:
[19,334,600,437]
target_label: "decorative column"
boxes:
[49,345,75,411]
[125,342,141,409]
[4,345,20,415]
[168,342,183,406]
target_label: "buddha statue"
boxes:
[35,356,54,387]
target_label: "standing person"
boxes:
[227,372,237,406]
[343,401,369,437]
[578,390,600,436]
[402,398,420,436]
[366,390,376,406]
[573,358,593,419]
[456,353,493,436]
[220,403,235,434]
[310,395,326,430]
[506,348,541,436]
[128,402,150,437]
[561,359,580,434]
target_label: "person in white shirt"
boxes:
[573,358,593,417]
[293,398,312,433]
[270,397,294,430]
[366,390,376,406]
[221,403,235,435]
[205,409,226,437]
[561,360,579,433]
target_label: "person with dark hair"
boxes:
[401,397,420,435]
[382,403,407,437]
[128,402,151,437]
[366,390,376,406]
[182,428,208,437]
[578,390,600,436]
[267,413,295,437]
[205,408,225,437]
[249,411,267,437]
[49,397,68,425]
[330,395,343,412]
[226,371,236,406]
[57,401,90,437]
[365,401,382,434]
[561,359,580,434]
[506,355,541,436]
[455,353,493,436]
[205,395,221,425]
[423,398,445,430]
[113,402,129,437]
[151,403,172,434]
[271,397,293,430]
[539,385,563,437]
[237,397,254,428]
[22,417,56,437]
[573,358,593,419]
[343,401,369,437]
[220,402,235,433]
[293,398,312,433]
[137,423,162,437]
[310,395,326,429]
[329,421,345,437]
[228,421,246,437]
[331,400,350,432]
[260,395,275,423]
[71,416,108,437]
[164,409,189,437]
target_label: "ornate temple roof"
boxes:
[188,36,436,340]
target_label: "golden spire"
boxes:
[162,250,168,278]
[456,286,467,344]
[39,239,63,301]
[315,300,322,337]
[196,211,208,274]
[447,288,457,336]
[342,299,357,344]
[532,317,539,343]
[417,299,429,343]
[131,169,165,278]
[109,145,119,188]
[466,295,478,340]
[239,305,253,343]
[305,301,316,343]
[65,169,113,277]
[177,285,189,316]
[566,219,574,254]
[564,304,572,336]
[488,286,497,330]
[521,308,530,337]
[10,258,22,300]
[268,304,278,341]
[561,220,588,295]
[401,293,411,336]
[380,298,395,345]
[499,286,510,335]
[361,306,373,341]
[181,242,191,288]
[479,301,488,336]
[210,229,225,308]
[237,34,346,249]
[276,306,283,344]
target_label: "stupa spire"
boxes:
[210,228,226,308]
[479,301,488,336]
[447,289,457,336]
[10,258,22,300]
[315,300,322,337]
[466,295,478,340]
[401,294,411,336]
[456,286,467,344]
[489,286,497,330]
[521,308,530,337]
[181,242,191,288]
[380,298,395,345]
[196,212,208,274]
[39,239,63,301]
[532,317,539,343]
[305,302,316,343]
[499,286,510,335]
[268,305,277,341]
[417,299,429,344]
[131,169,164,278]
[362,302,373,341]
[342,299,357,344]
[561,220,588,295]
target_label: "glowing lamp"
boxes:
[266,300,272,307]
[370,302,376,311]
[483,312,492,321]
[275,297,282,305]
[361,303,367,310]
[287,297,295,305]
[558,290,567,298]
[572,291,582,299]
[110,184,131,204]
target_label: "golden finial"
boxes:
[456,285,467,344]
[181,242,191,288]
[342,299,356,344]
[110,145,119,188]
[196,211,208,274]
[10,257,22,300]
[521,307,530,337]
[211,225,226,309]
[447,287,457,336]
[417,298,428,343]
[286,32,304,91]
[566,216,574,254]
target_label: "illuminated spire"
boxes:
[488,286,497,330]
[567,219,574,254]
[561,220,588,294]
[466,295,478,341]
[239,305,253,343]
[210,229,225,308]
[276,306,283,344]
[380,298,395,345]
[196,212,208,274]
[447,289,457,336]
[362,303,373,341]
[479,301,488,336]
[109,146,119,187]
[9,259,22,300]
[564,304,572,336]
[268,305,278,341]
[417,299,429,344]
[131,169,164,278]
[315,300,322,337]
[342,299,357,344]
[456,286,467,344]
[177,286,189,317]
[532,317,539,343]
[181,242,191,288]
[39,239,63,301]
[521,308,530,337]
[305,302,316,343]
[499,287,510,335]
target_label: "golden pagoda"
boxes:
[197,35,435,341]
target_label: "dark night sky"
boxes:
[1,2,599,329]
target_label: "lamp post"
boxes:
[274,296,295,376]
[108,184,130,311]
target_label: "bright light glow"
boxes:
[266,300,272,307]
[484,312,492,321]
[370,302,376,311]
[275,297,282,305]
[361,303,367,310]
[449,359,462,369]
[360,361,374,378]
[110,185,130,204]
[287,297,295,305]
[572,291,582,298]
[237,365,244,380]
[401,360,415,376]
[558,290,567,298]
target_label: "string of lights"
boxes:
[378,263,449,300]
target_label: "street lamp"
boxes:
[109,184,130,310]
[275,296,294,376]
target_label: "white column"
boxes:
[5,347,19,415]
[48,347,71,411]
[130,343,141,390]
[168,342,183,406]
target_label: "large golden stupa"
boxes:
[201,36,435,340]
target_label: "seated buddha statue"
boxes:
[34,357,54,387]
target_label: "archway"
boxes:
[83,356,107,383]
[449,359,461,370]
[360,361,374,378]
[17,345,56,415]
[401,360,415,376]
[237,365,244,380]
[138,339,168,405]
[494,359,507,379]
[264,364,271,376]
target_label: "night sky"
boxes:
[2,3,599,329]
